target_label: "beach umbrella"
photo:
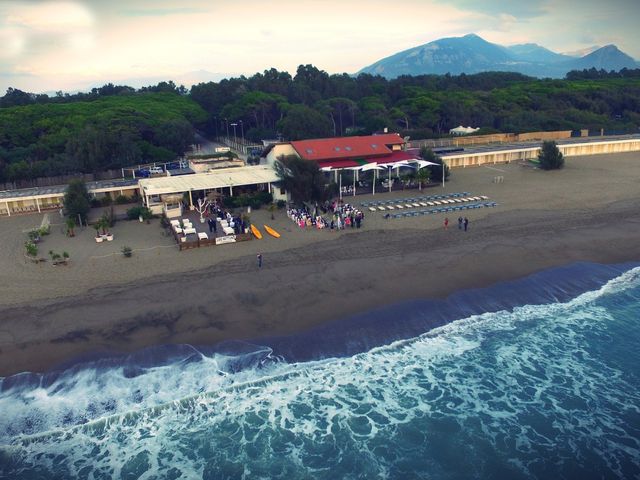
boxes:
[379,161,416,192]
[414,159,439,169]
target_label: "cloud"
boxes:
[446,0,548,19]
[120,7,207,17]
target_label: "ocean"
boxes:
[1,262,639,479]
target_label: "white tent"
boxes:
[449,125,480,135]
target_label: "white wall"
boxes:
[265,144,298,166]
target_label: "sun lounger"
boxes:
[396,204,404,209]
[480,195,489,200]
[368,207,377,212]
[377,206,386,211]
[387,205,395,210]
[183,227,196,235]
[198,232,208,240]
[170,220,180,227]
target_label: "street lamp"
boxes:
[224,118,229,138]
[239,120,244,144]
[230,123,238,140]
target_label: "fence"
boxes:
[409,130,574,149]
[0,169,123,192]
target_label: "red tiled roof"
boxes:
[291,134,405,161]
[317,150,420,169]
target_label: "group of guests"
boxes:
[204,202,246,235]
[286,201,365,231]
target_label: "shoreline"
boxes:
[1,201,640,377]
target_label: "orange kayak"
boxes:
[264,225,281,238]
[250,224,262,239]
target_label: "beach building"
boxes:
[264,133,411,169]
[439,134,640,168]
[0,179,139,217]
[139,165,281,218]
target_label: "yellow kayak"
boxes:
[264,225,281,238]
[250,224,262,239]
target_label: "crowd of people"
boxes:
[286,201,365,231]
[205,202,247,235]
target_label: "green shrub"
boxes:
[122,246,133,257]
[126,206,153,220]
[115,195,131,205]
[100,196,113,206]
[25,241,38,257]
[38,225,50,236]
[276,199,286,209]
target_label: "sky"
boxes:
[1,0,639,93]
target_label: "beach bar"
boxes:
[138,165,281,217]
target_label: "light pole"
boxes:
[224,118,229,139]
[230,123,237,141]
[239,120,244,144]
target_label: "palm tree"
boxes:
[415,168,431,190]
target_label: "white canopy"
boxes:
[414,160,440,169]
[360,163,385,171]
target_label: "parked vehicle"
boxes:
[166,160,188,170]
[148,166,164,175]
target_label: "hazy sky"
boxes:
[1,0,639,93]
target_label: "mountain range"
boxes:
[358,34,639,79]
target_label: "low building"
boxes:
[138,165,282,217]
[264,133,412,169]
[0,179,139,217]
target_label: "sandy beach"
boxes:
[1,152,639,376]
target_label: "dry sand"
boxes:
[1,152,639,376]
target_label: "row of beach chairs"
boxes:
[362,192,470,208]
[366,195,489,212]
[384,202,498,219]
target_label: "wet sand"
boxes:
[1,153,639,376]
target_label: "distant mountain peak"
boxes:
[358,34,637,79]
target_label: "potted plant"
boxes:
[66,218,76,237]
[62,251,70,264]
[25,241,38,257]
[94,223,103,242]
